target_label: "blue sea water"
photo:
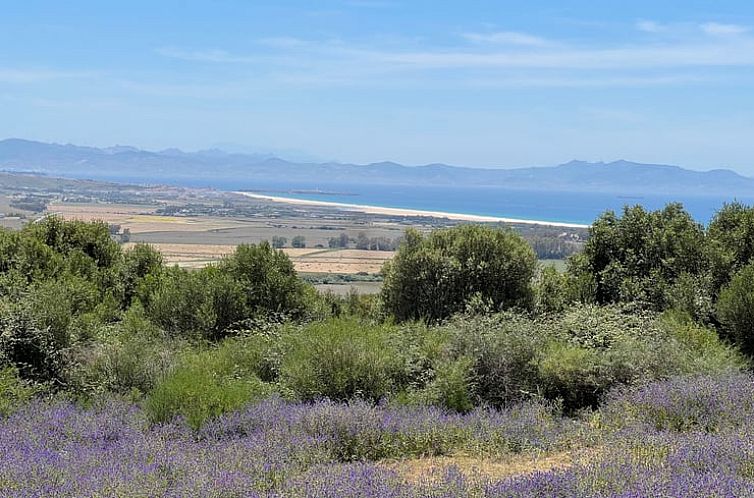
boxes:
[92,173,754,225]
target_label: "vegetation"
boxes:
[3,202,754,495]
[381,225,537,322]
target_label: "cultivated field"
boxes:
[122,242,393,274]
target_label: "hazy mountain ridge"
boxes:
[1,138,752,196]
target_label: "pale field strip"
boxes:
[49,202,247,233]
[53,202,395,273]
[122,242,392,274]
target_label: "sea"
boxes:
[93,174,754,226]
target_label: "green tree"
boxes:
[708,202,754,290]
[271,236,287,248]
[25,216,121,269]
[220,242,306,316]
[121,243,163,306]
[571,203,708,308]
[717,261,754,355]
[137,266,246,340]
[291,235,306,248]
[381,225,537,322]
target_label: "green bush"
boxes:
[571,204,708,308]
[430,307,744,411]
[0,300,67,382]
[138,266,246,340]
[0,366,37,416]
[381,226,537,322]
[120,243,163,306]
[280,319,406,402]
[146,349,273,429]
[533,265,571,315]
[406,356,475,413]
[717,262,754,355]
[220,242,306,316]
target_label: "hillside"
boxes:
[1,138,753,196]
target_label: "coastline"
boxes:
[234,191,590,229]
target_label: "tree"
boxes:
[717,261,754,355]
[121,243,164,306]
[271,236,287,249]
[220,242,306,316]
[291,235,306,248]
[328,232,350,249]
[381,225,537,322]
[25,216,121,269]
[355,232,370,250]
[137,266,246,340]
[708,202,754,290]
[571,203,708,308]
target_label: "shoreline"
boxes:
[234,191,590,228]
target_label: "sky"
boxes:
[3,1,754,172]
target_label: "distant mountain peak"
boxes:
[0,138,752,197]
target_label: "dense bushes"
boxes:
[716,261,754,355]
[142,308,743,426]
[280,319,406,402]
[1,208,753,429]
[146,349,273,429]
[571,203,708,309]
[0,218,311,389]
[381,225,537,321]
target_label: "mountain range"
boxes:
[0,138,752,197]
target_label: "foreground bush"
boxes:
[280,319,406,402]
[146,350,273,429]
[716,261,754,355]
[381,225,537,322]
[438,307,744,411]
[0,366,36,416]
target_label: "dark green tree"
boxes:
[571,203,708,309]
[381,225,537,321]
[220,242,306,316]
[717,261,754,355]
[291,235,306,248]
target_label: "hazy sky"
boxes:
[4,1,754,172]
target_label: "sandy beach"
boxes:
[234,191,589,228]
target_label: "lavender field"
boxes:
[2,374,754,497]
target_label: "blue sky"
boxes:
[3,1,754,172]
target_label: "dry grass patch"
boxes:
[386,451,576,484]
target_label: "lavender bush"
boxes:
[4,374,754,497]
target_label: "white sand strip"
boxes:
[234,191,589,228]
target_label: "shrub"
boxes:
[138,266,246,340]
[0,366,37,416]
[431,307,744,411]
[24,216,121,269]
[381,226,537,322]
[71,334,178,397]
[280,319,406,402]
[120,243,163,306]
[533,265,570,315]
[0,301,67,382]
[534,341,602,409]
[406,356,475,413]
[146,350,273,429]
[220,242,306,316]
[707,202,754,289]
[716,261,754,355]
